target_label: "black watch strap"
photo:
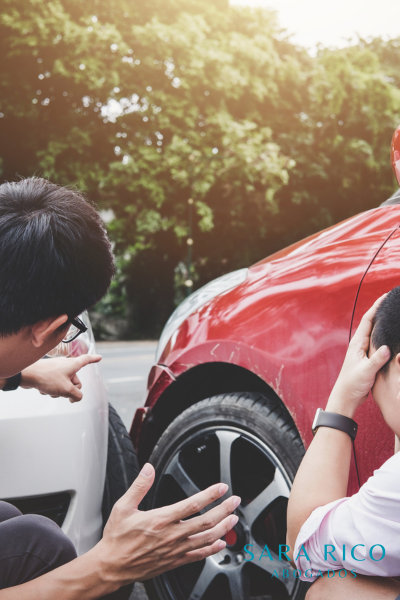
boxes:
[3,372,22,392]
[312,408,358,441]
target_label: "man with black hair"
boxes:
[287,289,400,598]
[0,176,115,402]
[0,178,240,599]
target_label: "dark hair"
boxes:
[0,177,115,336]
[371,285,400,376]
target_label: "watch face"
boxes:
[312,408,322,432]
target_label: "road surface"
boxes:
[96,340,157,430]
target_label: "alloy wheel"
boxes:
[151,425,300,600]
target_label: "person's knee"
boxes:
[16,514,77,567]
[306,577,328,600]
[305,583,316,600]
[0,513,77,588]
[0,501,22,523]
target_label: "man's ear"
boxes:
[30,315,69,348]
[394,354,400,400]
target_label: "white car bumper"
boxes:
[0,359,108,555]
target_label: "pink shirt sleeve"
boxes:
[293,451,400,582]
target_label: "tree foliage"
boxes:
[1,0,400,336]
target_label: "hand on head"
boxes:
[327,294,391,418]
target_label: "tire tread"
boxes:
[102,403,140,526]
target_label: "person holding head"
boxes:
[0,177,240,599]
[287,288,400,598]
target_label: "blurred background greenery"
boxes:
[1,0,400,338]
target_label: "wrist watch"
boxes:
[312,408,358,441]
[3,372,22,392]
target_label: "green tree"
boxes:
[1,0,399,337]
[274,41,400,247]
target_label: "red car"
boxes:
[130,133,400,600]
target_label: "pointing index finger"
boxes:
[70,354,102,371]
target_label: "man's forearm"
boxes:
[0,545,117,600]
[286,394,353,553]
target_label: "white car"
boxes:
[0,313,138,555]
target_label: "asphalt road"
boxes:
[96,340,157,431]
[96,340,156,600]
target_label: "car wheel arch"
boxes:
[137,361,301,465]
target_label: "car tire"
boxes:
[102,404,140,600]
[102,403,141,526]
[101,404,140,600]
[145,392,310,600]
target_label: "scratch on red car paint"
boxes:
[274,365,284,398]
[210,343,220,357]
[229,351,235,362]
[247,355,261,377]
[287,405,306,445]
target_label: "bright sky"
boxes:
[231,0,400,50]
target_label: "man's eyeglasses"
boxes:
[62,317,88,344]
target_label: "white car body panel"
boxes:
[0,345,108,555]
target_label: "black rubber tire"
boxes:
[102,403,141,526]
[145,392,310,600]
[102,404,140,600]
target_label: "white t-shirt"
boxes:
[294,451,400,581]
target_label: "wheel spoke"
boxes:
[188,558,219,600]
[227,566,249,600]
[164,453,201,499]
[242,468,290,526]
[250,539,296,595]
[215,430,240,496]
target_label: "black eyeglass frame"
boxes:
[62,316,88,344]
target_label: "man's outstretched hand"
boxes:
[20,355,102,402]
[96,463,240,588]
[326,294,391,418]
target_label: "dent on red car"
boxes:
[135,205,400,493]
